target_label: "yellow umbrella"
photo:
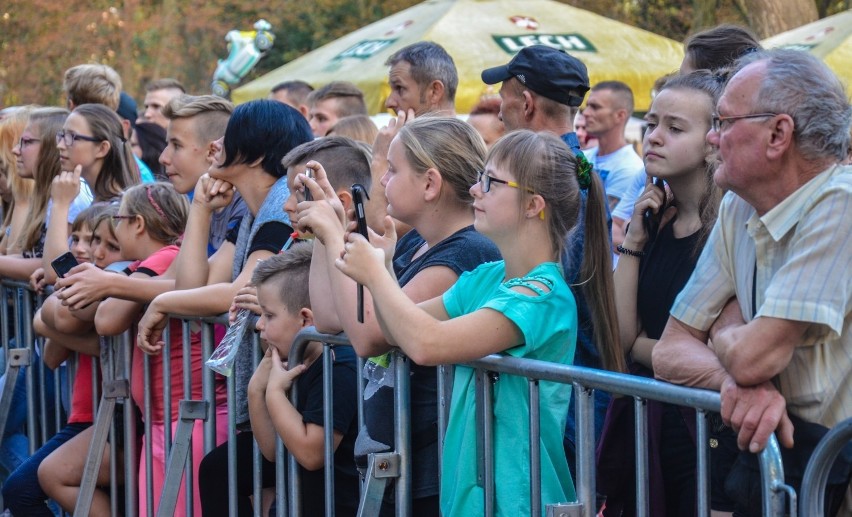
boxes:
[233,0,684,112]
[762,9,852,95]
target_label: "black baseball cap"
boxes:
[481,45,589,107]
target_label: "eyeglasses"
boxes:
[56,130,102,147]
[476,171,534,194]
[111,214,137,223]
[711,113,777,132]
[18,137,40,149]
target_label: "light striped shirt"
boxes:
[672,164,852,427]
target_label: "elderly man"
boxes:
[654,49,852,514]
[384,41,457,116]
[481,45,620,480]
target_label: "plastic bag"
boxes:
[205,308,251,376]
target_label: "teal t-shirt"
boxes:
[441,260,578,516]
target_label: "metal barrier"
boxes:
[0,280,834,517]
[800,417,852,516]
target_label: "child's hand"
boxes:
[266,347,306,394]
[231,285,260,321]
[335,232,386,286]
[249,347,273,395]
[192,173,235,213]
[294,160,346,241]
[29,267,46,293]
[50,166,82,207]
[137,302,169,355]
[54,263,109,310]
[348,214,397,270]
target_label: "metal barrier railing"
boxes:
[800,417,852,516]
[3,279,846,517]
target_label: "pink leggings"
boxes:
[137,404,229,517]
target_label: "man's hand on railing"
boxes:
[54,263,111,309]
[720,375,795,453]
[137,300,169,355]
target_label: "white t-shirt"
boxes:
[585,144,645,210]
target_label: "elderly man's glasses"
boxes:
[711,113,777,132]
[477,171,534,194]
[56,130,102,147]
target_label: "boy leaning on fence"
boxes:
[247,242,360,517]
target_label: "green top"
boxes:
[441,260,577,516]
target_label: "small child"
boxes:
[248,241,360,516]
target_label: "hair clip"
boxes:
[575,151,593,190]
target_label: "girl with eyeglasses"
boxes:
[0,107,36,256]
[42,103,140,283]
[0,108,82,279]
[295,116,501,516]
[334,130,597,515]
[40,183,191,517]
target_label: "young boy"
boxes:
[248,242,359,516]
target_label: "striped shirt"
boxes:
[672,164,852,427]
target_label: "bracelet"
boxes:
[616,244,646,257]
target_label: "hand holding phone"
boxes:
[642,178,667,241]
[51,251,79,279]
[351,184,370,323]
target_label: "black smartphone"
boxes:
[51,251,78,279]
[303,168,313,202]
[642,178,667,242]
[351,184,370,323]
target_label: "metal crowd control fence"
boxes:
[1,282,841,517]
[800,417,852,516]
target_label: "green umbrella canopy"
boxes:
[234,0,684,113]
[762,9,852,96]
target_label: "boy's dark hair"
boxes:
[251,241,313,313]
[281,136,372,191]
[221,100,313,178]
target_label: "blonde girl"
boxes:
[336,130,594,515]
[0,107,35,255]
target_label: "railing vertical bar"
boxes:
[21,288,39,454]
[144,353,154,517]
[528,378,541,517]
[323,344,335,516]
[575,383,596,517]
[252,337,262,517]
[201,320,216,454]
[163,323,172,458]
[634,397,649,517]
[394,353,412,517]
[122,331,138,517]
[227,371,238,517]
[696,410,709,517]
[182,319,194,517]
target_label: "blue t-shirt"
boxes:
[358,225,500,500]
[441,260,577,516]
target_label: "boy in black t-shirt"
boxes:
[248,241,359,516]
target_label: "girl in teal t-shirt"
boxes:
[337,130,613,515]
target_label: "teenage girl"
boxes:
[0,108,70,279]
[335,130,601,515]
[43,103,140,283]
[598,71,723,517]
[0,107,35,255]
[298,117,501,515]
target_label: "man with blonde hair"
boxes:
[62,64,122,110]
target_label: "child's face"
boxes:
[70,223,93,264]
[90,220,122,268]
[113,199,139,261]
[255,282,305,357]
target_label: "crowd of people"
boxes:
[0,20,849,517]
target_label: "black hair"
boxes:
[220,100,313,178]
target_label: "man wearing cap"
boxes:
[117,91,156,183]
[482,44,613,480]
